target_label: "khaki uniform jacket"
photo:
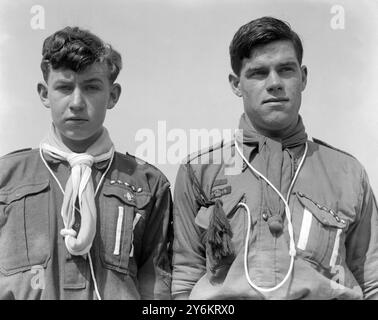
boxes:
[0,148,172,299]
[172,139,378,299]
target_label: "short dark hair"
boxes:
[41,26,122,83]
[229,17,303,75]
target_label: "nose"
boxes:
[69,87,86,111]
[266,70,284,93]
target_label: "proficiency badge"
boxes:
[210,185,232,199]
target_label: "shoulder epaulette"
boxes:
[125,152,147,166]
[4,148,33,156]
[312,138,356,159]
[124,152,168,179]
[185,140,227,164]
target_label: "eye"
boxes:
[246,69,267,79]
[253,70,265,76]
[280,67,295,73]
[56,85,73,93]
[85,84,101,91]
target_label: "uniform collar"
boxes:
[238,140,305,172]
[42,151,111,170]
[241,142,259,172]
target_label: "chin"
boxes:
[261,120,292,134]
[62,131,92,142]
[264,117,289,128]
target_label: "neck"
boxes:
[58,129,104,153]
[239,113,307,149]
[254,120,298,142]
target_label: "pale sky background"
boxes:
[0,0,377,195]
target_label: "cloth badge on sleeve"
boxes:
[211,186,232,199]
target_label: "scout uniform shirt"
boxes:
[0,148,172,299]
[171,139,378,299]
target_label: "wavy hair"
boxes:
[41,26,122,83]
[229,17,303,76]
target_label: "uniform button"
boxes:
[110,180,115,185]
[125,192,133,201]
[262,213,268,221]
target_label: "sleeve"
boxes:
[137,175,173,300]
[171,164,206,299]
[345,168,378,299]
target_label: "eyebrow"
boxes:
[277,61,298,68]
[53,79,74,85]
[53,78,105,86]
[245,61,298,73]
[249,61,298,69]
[245,66,266,73]
[82,78,104,84]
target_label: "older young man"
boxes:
[0,27,172,300]
[172,17,378,299]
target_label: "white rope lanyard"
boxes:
[234,139,308,293]
[39,146,115,300]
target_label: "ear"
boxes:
[37,81,50,109]
[229,73,242,97]
[300,65,308,91]
[107,83,121,110]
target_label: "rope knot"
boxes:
[60,228,77,238]
[67,154,94,167]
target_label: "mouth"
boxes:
[65,117,88,123]
[263,97,289,104]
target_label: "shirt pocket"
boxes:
[195,190,246,237]
[100,184,151,275]
[294,192,348,270]
[0,181,50,276]
[194,190,246,277]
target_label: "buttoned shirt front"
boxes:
[0,148,172,300]
[172,139,378,299]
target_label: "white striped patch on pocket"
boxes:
[129,213,142,258]
[329,228,342,268]
[113,206,124,256]
[297,208,313,251]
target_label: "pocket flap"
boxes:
[195,191,245,229]
[296,192,347,229]
[0,180,49,205]
[102,184,151,209]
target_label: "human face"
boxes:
[38,62,121,152]
[230,40,307,138]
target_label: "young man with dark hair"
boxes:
[172,17,378,299]
[0,26,172,300]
